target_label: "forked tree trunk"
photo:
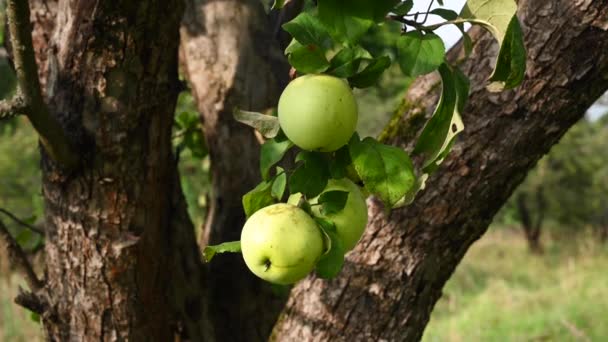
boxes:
[179,0,293,340]
[27,0,210,340]
[272,1,608,340]
[12,0,608,340]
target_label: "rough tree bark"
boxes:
[179,0,294,340]
[272,1,608,341]
[15,0,208,340]
[9,0,607,340]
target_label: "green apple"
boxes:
[278,74,358,152]
[289,178,368,252]
[240,203,324,285]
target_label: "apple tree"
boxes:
[0,0,606,341]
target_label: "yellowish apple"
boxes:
[240,203,324,284]
[289,178,368,252]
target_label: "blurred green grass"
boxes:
[423,228,608,342]
[0,275,44,342]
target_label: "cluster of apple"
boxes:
[240,74,368,285]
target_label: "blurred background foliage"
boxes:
[0,2,607,341]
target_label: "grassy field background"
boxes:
[423,228,607,342]
[1,227,606,341]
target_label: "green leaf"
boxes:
[487,16,526,91]
[233,108,280,138]
[392,0,413,16]
[318,190,349,215]
[282,12,333,49]
[460,0,525,90]
[348,55,391,88]
[318,0,375,43]
[183,129,208,159]
[242,181,275,218]
[460,0,516,45]
[396,31,445,77]
[289,151,330,198]
[29,312,40,323]
[392,173,429,208]
[175,111,199,130]
[329,145,351,179]
[260,139,293,180]
[369,0,401,22]
[203,241,242,263]
[314,218,345,279]
[327,46,372,78]
[272,167,287,200]
[430,8,458,20]
[349,135,416,207]
[285,40,330,74]
[414,64,468,172]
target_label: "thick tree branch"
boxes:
[0,218,43,291]
[0,92,28,120]
[272,1,608,340]
[0,208,44,235]
[6,0,77,168]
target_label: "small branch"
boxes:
[0,208,44,235]
[0,92,28,120]
[6,0,78,169]
[0,218,43,291]
[14,287,45,315]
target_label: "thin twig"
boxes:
[0,92,28,120]
[6,0,78,168]
[0,208,44,235]
[0,218,43,291]
[421,0,436,25]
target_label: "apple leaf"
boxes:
[329,145,351,179]
[242,181,275,218]
[203,241,242,263]
[327,46,372,78]
[285,40,330,74]
[414,64,468,172]
[314,217,345,279]
[260,138,293,180]
[233,108,280,138]
[319,0,400,23]
[318,190,349,215]
[272,167,287,200]
[392,0,413,16]
[396,31,445,77]
[349,134,416,208]
[430,8,458,20]
[392,173,429,208]
[282,12,333,50]
[289,151,330,198]
[460,0,525,91]
[487,16,526,91]
[318,0,374,44]
[348,55,391,89]
[460,0,516,45]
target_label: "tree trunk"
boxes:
[30,0,209,340]
[516,191,544,254]
[179,0,293,340]
[272,1,608,341]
